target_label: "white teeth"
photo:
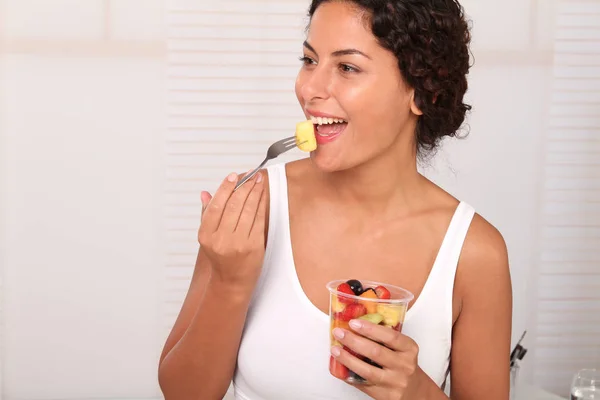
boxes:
[310,115,347,125]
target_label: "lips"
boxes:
[306,109,347,121]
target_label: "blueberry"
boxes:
[346,279,364,295]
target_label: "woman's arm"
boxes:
[158,172,269,400]
[158,250,255,400]
[449,214,513,399]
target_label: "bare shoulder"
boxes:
[449,212,512,398]
[461,213,509,277]
[250,158,311,227]
[285,158,314,181]
[247,159,310,243]
[456,211,511,304]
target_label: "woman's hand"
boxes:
[331,319,436,400]
[198,171,267,290]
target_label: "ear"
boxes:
[409,89,423,116]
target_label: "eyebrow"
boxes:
[303,40,372,60]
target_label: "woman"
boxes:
[158,0,512,399]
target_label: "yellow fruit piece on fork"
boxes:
[295,120,317,152]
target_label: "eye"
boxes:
[299,56,317,65]
[339,64,359,73]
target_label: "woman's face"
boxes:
[295,1,421,172]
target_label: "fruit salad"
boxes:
[295,120,317,152]
[326,279,413,384]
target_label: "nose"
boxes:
[298,64,331,103]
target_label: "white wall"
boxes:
[1,55,166,400]
[0,1,167,399]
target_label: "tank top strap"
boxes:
[434,201,476,322]
[440,201,476,286]
[405,201,476,321]
[265,162,288,238]
[245,162,288,312]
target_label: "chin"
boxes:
[309,150,355,173]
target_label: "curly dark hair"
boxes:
[308,0,473,156]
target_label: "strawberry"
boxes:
[374,285,391,300]
[329,355,349,380]
[336,282,356,304]
[337,303,367,321]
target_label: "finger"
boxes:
[200,191,213,223]
[331,327,397,369]
[250,175,268,239]
[235,171,265,237]
[200,173,238,232]
[219,170,259,232]
[331,345,386,386]
[348,318,414,353]
[351,382,378,399]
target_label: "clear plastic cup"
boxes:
[326,279,414,384]
[571,369,600,400]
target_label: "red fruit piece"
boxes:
[336,282,356,304]
[343,345,363,360]
[337,303,367,321]
[374,285,391,300]
[329,355,349,380]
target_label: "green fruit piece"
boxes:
[358,313,384,324]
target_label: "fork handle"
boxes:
[233,158,268,192]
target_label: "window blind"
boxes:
[533,0,600,396]
[164,0,310,337]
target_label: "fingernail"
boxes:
[331,346,341,357]
[256,172,263,183]
[227,173,238,182]
[332,328,345,339]
[349,320,362,330]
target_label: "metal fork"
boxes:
[233,136,300,191]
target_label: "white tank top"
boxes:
[233,162,475,400]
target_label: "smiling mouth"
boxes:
[309,115,348,137]
[315,123,347,137]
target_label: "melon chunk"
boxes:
[295,120,317,152]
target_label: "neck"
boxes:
[319,141,425,218]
